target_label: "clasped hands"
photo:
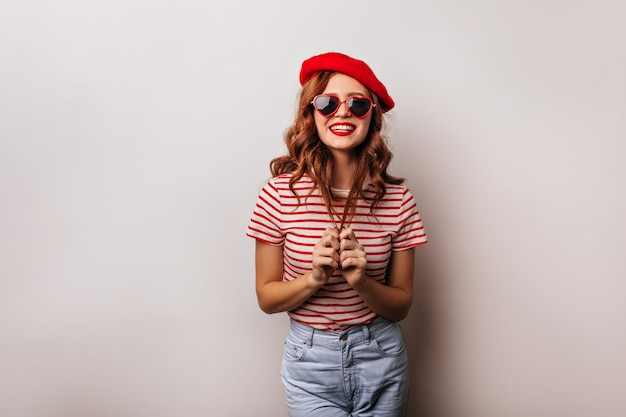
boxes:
[311,228,367,288]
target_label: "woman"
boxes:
[246,52,427,417]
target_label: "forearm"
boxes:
[257,272,321,314]
[354,276,413,322]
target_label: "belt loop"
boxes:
[307,327,314,347]
[291,319,314,347]
[363,322,372,344]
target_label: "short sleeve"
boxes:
[246,179,285,246]
[392,188,428,251]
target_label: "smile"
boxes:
[330,123,355,136]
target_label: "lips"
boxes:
[329,123,356,136]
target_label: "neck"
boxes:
[331,152,356,190]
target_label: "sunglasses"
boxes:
[311,94,375,119]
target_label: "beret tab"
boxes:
[299,52,395,112]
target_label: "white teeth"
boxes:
[331,125,354,132]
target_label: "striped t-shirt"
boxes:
[246,174,427,331]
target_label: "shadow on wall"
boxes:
[403,244,445,417]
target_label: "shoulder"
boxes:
[267,173,316,196]
[384,182,410,194]
[368,182,419,214]
[381,182,413,202]
[271,172,314,183]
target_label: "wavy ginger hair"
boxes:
[270,71,403,227]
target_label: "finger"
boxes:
[311,263,335,283]
[313,259,339,278]
[319,229,340,249]
[314,246,341,260]
[317,237,339,252]
[313,257,337,270]
[340,237,363,253]
[339,227,357,242]
[340,253,366,270]
[340,246,366,262]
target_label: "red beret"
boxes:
[299,52,395,112]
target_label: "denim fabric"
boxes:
[281,317,409,417]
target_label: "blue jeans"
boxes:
[281,317,409,417]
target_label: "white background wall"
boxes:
[1,1,625,416]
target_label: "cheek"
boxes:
[313,114,326,134]
[358,118,372,137]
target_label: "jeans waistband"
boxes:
[288,316,393,348]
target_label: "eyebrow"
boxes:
[324,91,370,97]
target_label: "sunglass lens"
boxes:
[314,95,339,116]
[347,97,372,118]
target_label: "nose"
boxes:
[335,100,351,117]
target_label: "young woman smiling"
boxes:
[247,52,428,417]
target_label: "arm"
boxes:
[254,230,340,314]
[338,228,415,322]
[352,248,415,322]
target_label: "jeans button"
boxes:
[340,333,348,341]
